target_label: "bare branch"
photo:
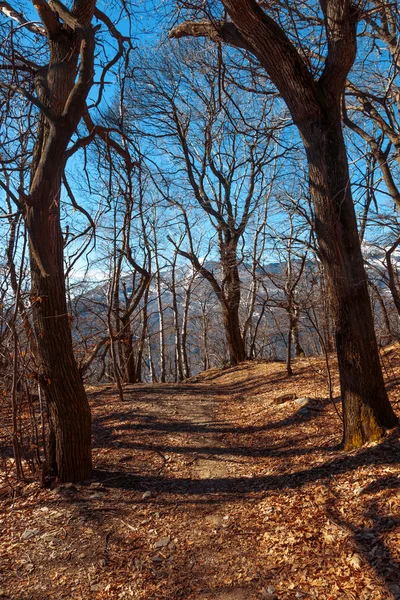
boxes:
[169,19,253,52]
[31,0,60,38]
[0,1,46,36]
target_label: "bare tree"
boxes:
[130,44,283,364]
[169,0,398,448]
[0,1,133,480]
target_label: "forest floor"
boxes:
[1,349,400,600]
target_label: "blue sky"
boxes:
[1,1,399,285]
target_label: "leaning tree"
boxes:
[170,0,398,448]
[0,0,133,481]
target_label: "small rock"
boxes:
[89,493,102,500]
[134,558,141,571]
[294,397,310,407]
[265,585,275,594]
[152,555,163,564]
[261,585,278,599]
[274,393,296,405]
[21,528,40,540]
[142,491,152,499]
[205,513,227,528]
[349,553,362,569]
[99,559,107,567]
[90,584,102,592]
[261,591,278,600]
[154,535,171,548]
[90,482,104,490]
[64,483,78,491]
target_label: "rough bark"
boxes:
[220,243,246,364]
[303,102,397,448]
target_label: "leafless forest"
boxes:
[0,2,400,598]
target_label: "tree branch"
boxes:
[318,0,358,94]
[62,27,95,122]
[0,80,55,121]
[169,19,253,52]
[0,1,46,36]
[31,0,60,38]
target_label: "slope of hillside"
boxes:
[1,350,399,599]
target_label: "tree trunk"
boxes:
[122,316,136,383]
[292,304,305,357]
[27,175,92,481]
[319,263,335,353]
[369,280,394,342]
[22,3,96,481]
[171,255,184,381]
[386,238,400,317]
[154,247,166,382]
[181,277,193,379]
[303,104,397,448]
[201,305,210,371]
[147,329,156,383]
[286,318,293,377]
[135,285,151,383]
[221,242,246,365]
[222,302,246,365]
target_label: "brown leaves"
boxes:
[1,353,399,599]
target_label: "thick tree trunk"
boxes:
[222,302,247,365]
[303,104,397,448]
[27,178,92,482]
[221,243,246,365]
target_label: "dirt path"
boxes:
[1,359,400,600]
